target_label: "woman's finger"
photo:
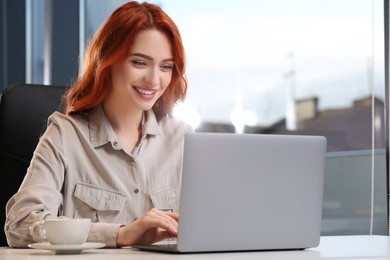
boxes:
[141,208,178,234]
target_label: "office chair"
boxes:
[0,83,68,246]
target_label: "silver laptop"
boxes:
[133,133,327,253]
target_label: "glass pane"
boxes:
[164,1,385,152]
[26,0,45,84]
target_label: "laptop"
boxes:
[133,132,327,253]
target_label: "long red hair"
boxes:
[66,1,187,119]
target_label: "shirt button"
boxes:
[134,188,139,194]
[113,141,118,146]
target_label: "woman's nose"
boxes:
[143,67,159,87]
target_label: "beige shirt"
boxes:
[5,105,193,247]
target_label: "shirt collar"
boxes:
[88,105,160,148]
[143,109,160,136]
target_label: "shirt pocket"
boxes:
[73,182,127,223]
[149,185,181,212]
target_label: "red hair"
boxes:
[66,1,187,119]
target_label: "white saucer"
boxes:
[28,242,105,254]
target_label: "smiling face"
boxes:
[109,29,174,113]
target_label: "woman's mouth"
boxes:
[134,86,157,100]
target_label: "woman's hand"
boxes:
[116,208,179,247]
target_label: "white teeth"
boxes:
[135,87,154,95]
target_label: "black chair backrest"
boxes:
[0,83,67,246]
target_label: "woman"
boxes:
[5,1,192,248]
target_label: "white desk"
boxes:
[0,235,388,260]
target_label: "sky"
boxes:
[86,0,385,128]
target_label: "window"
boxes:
[31,0,388,236]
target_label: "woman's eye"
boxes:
[131,60,146,66]
[161,64,174,71]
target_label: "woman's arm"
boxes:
[5,119,66,247]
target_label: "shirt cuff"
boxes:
[87,222,122,247]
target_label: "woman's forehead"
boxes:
[129,29,173,60]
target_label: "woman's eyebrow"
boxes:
[130,52,174,62]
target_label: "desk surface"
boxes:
[0,235,388,260]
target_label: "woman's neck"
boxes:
[102,99,144,152]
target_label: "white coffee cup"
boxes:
[29,218,91,245]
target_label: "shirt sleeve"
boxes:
[4,118,66,247]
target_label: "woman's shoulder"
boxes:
[48,111,85,125]
[47,110,89,134]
